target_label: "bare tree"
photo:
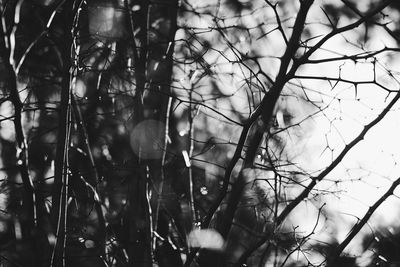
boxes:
[1,0,400,266]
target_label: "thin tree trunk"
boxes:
[0,0,39,264]
[125,0,179,265]
[50,2,74,266]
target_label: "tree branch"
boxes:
[328,176,400,263]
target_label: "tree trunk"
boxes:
[50,2,74,266]
[125,0,179,266]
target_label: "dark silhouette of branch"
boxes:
[296,0,394,65]
[328,177,400,264]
